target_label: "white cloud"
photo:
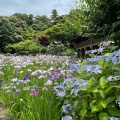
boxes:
[0,0,76,17]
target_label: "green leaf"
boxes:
[90,100,96,107]
[73,100,79,108]
[100,90,105,99]
[114,84,120,88]
[98,113,108,120]
[91,106,99,113]
[105,84,114,93]
[80,108,87,116]
[92,86,99,92]
[108,107,120,116]
[100,100,108,108]
[88,77,95,87]
[106,97,115,104]
[100,77,106,88]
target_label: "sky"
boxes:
[0,0,76,17]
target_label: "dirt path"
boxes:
[0,103,8,120]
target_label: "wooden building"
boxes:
[71,36,105,58]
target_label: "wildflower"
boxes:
[11,86,17,89]
[42,87,48,91]
[14,92,19,96]
[38,75,45,79]
[16,80,24,84]
[0,71,4,75]
[11,78,18,82]
[45,80,52,86]
[19,71,23,73]
[30,91,39,96]
[20,98,23,102]
[23,74,31,80]
[5,90,11,94]
[27,69,32,72]
[23,86,30,90]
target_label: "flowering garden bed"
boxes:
[0,41,120,120]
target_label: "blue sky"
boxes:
[0,0,76,17]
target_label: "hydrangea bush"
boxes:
[54,41,120,120]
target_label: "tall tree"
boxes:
[67,0,120,39]
[51,9,58,20]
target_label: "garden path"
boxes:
[0,103,8,120]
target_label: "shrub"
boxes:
[5,40,41,55]
[54,41,120,120]
[63,49,75,56]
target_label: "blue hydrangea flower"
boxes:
[62,104,72,113]
[69,64,79,71]
[113,50,120,57]
[71,88,80,95]
[109,116,119,120]
[56,91,65,97]
[61,115,72,120]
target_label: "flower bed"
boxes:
[0,41,120,120]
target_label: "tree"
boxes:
[45,23,74,44]
[12,13,34,26]
[72,0,120,38]
[32,15,51,31]
[0,16,14,51]
[0,16,34,52]
[51,9,58,20]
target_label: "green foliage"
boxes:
[12,13,34,26]
[0,16,34,52]
[47,43,66,55]
[63,49,75,56]
[45,23,73,44]
[46,43,75,56]
[5,40,41,55]
[31,15,51,31]
[68,0,120,39]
